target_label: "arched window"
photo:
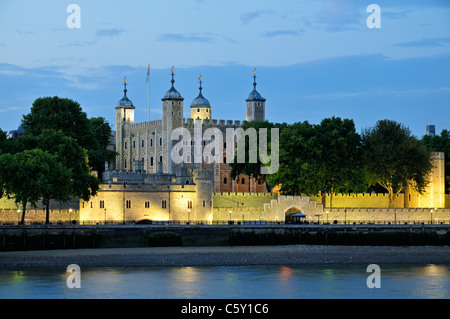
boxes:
[223,177,228,184]
[241,178,246,184]
[186,180,190,185]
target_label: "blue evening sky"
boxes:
[0,0,449,137]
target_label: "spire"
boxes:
[123,76,128,96]
[198,75,203,95]
[247,68,265,101]
[170,66,175,87]
[117,76,134,108]
[162,66,183,100]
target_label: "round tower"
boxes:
[190,75,211,121]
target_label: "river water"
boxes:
[0,264,449,299]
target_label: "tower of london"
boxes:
[79,67,267,224]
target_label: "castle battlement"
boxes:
[124,120,162,130]
[183,118,243,128]
[214,192,275,197]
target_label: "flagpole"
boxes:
[147,64,150,122]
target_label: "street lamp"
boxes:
[69,209,72,225]
[229,210,232,224]
[188,209,190,225]
[104,208,107,225]
[326,210,329,224]
[430,209,433,225]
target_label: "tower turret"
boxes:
[246,69,266,122]
[162,66,184,174]
[190,75,211,121]
[115,77,135,170]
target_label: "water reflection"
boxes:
[0,265,448,299]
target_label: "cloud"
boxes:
[158,33,214,43]
[0,106,21,113]
[395,37,450,48]
[240,10,276,24]
[96,28,125,38]
[262,30,304,38]
[15,29,34,35]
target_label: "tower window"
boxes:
[160,156,163,162]
[100,200,104,209]
[145,201,150,208]
[197,109,200,112]
[133,141,135,148]
[224,177,228,184]
[162,200,167,209]
[142,140,144,148]
[160,138,162,146]
[124,142,127,149]
[150,139,153,147]
[203,200,206,207]
[241,178,246,184]
[187,201,193,209]
[126,200,131,208]
[150,157,154,166]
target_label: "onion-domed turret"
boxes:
[117,76,134,108]
[190,75,211,120]
[162,66,183,101]
[246,69,266,122]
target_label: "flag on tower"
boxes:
[146,64,150,83]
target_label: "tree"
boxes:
[230,121,280,188]
[87,117,116,175]
[422,129,450,193]
[315,117,368,207]
[21,97,114,174]
[18,130,100,223]
[265,121,322,195]
[0,149,71,224]
[362,119,432,207]
[0,129,7,155]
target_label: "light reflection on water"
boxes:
[0,264,449,299]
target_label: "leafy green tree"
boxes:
[87,117,116,175]
[0,149,71,224]
[0,129,7,154]
[22,129,100,206]
[362,119,432,207]
[230,121,280,188]
[21,97,114,174]
[315,117,368,207]
[422,129,450,193]
[265,121,322,195]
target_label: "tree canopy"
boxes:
[361,119,432,207]
[21,96,115,175]
[231,118,367,203]
[0,149,72,224]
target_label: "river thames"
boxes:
[0,264,449,299]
